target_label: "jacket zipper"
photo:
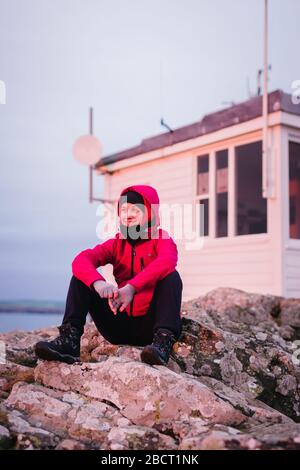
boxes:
[130,246,136,318]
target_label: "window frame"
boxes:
[195,152,211,237]
[287,132,300,246]
[193,135,270,245]
[215,148,229,238]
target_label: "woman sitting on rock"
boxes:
[34,185,183,366]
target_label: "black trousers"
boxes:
[61,270,183,347]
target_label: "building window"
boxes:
[197,154,209,195]
[289,141,300,239]
[235,141,267,235]
[197,154,209,236]
[216,149,228,237]
[199,199,209,237]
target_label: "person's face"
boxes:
[120,202,144,226]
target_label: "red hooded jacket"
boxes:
[71,184,179,317]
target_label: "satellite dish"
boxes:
[73,135,102,166]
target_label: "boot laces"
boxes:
[152,329,176,356]
[51,323,81,349]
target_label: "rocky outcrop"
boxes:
[1,287,300,450]
[179,288,300,421]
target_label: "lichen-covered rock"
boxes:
[34,358,245,427]
[1,286,300,449]
[182,287,282,325]
[55,439,89,450]
[7,410,60,449]
[0,326,59,367]
[0,423,13,449]
[2,380,179,450]
[280,298,300,328]
[0,362,34,398]
[4,381,124,448]
[107,425,177,450]
[176,289,300,421]
[179,421,300,450]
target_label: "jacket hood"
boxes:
[117,184,160,240]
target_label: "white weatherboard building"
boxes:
[94,90,300,301]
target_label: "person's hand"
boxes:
[93,280,119,300]
[108,295,122,315]
[117,284,136,312]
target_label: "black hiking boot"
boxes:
[140,328,176,366]
[34,322,82,364]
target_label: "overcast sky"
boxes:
[0,0,299,301]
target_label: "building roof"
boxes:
[95,89,300,169]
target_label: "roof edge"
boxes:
[95,89,299,169]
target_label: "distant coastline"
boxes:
[0,300,64,314]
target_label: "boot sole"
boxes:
[35,344,80,364]
[140,346,167,366]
